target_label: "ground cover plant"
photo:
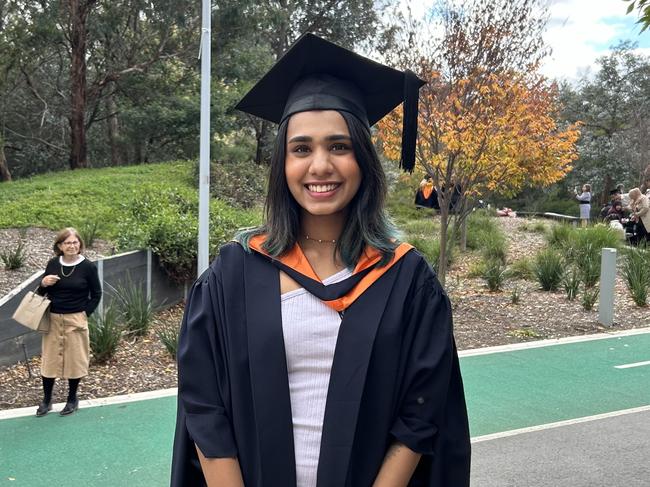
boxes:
[621,245,650,307]
[0,162,194,236]
[88,305,122,364]
[0,241,26,270]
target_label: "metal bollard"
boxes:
[598,248,617,327]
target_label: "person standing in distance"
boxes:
[36,227,102,416]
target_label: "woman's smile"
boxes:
[304,182,342,197]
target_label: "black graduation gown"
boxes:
[171,242,470,487]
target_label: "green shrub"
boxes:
[581,286,599,311]
[79,221,100,248]
[463,210,508,268]
[203,160,268,209]
[157,320,181,359]
[570,226,620,259]
[548,226,619,287]
[574,246,600,288]
[110,277,154,338]
[481,231,508,264]
[0,241,26,270]
[88,306,122,363]
[547,223,574,249]
[562,267,580,301]
[409,236,453,274]
[117,186,260,282]
[621,246,650,307]
[520,221,546,234]
[507,257,535,280]
[402,218,438,237]
[465,210,501,250]
[531,222,547,233]
[482,259,507,291]
[534,248,564,291]
[467,260,487,278]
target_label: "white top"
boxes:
[59,255,85,266]
[281,267,353,487]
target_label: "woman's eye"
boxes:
[292,145,311,154]
[331,143,350,152]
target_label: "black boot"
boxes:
[36,377,55,417]
[59,398,79,416]
[36,401,52,417]
[60,378,80,416]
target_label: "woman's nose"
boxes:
[308,147,333,174]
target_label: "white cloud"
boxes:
[402,0,650,82]
[541,0,648,81]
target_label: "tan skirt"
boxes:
[41,311,90,379]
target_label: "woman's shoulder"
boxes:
[207,241,250,275]
[396,246,441,288]
[78,256,96,267]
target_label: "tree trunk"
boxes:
[0,138,11,182]
[254,120,270,165]
[437,204,450,287]
[68,0,93,170]
[106,82,125,166]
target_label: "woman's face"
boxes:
[285,110,362,218]
[58,234,81,258]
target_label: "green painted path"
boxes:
[1,331,649,486]
[0,396,176,486]
[463,331,650,437]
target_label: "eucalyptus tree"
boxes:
[560,42,650,199]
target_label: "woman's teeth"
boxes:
[307,184,339,193]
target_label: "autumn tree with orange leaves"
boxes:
[377,0,581,284]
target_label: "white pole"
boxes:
[197,0,211,277]
[598,248,617,327]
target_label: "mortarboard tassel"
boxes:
[400,69,421,173]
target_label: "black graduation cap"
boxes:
[609,189,621,195]
[235,33,426,172]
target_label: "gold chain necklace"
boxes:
[304,235,337,244]
[61,259,78,277]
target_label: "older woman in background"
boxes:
[627,188,650,246]
[36,228,102,416]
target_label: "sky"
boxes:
[404,0,650,82]
[543,0,650,81]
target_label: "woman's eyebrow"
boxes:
[326,134,352,141]
[287,134,352,143]
[288,135,312,143]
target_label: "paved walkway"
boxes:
[1,329,649,486]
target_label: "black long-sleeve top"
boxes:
[38,257,102,316]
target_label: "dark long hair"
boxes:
[236,111,399,268]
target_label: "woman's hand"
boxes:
[41,275,61,287]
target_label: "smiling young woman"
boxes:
[171,34,470,487]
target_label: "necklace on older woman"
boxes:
[60,264,76,278]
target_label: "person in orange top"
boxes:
[171,34,470,487]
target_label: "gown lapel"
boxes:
[315,262,400,487]
[244,251,297,487]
